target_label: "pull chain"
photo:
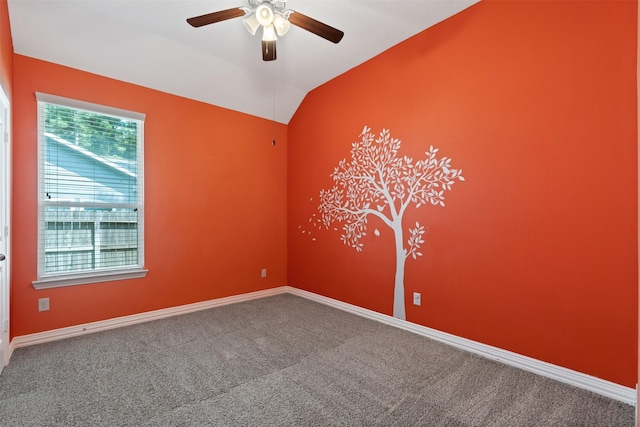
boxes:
[272,60,276,146]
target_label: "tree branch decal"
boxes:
[310,126,464,320]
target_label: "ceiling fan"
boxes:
[187,0,344,61]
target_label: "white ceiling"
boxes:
[8,0,479,123]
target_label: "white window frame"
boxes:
[33,93,148,289]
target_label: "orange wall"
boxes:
[0,0,11,99]
[288,0,638,387]
[11,55,287,336]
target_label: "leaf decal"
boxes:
[313,126,464,262]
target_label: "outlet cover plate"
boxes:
[38,297,50,312]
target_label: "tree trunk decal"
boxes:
[310,126,464,320]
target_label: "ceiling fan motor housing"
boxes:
[249,0,286,13]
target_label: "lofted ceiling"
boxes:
[8,0,479,123]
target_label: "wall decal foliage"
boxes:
[310,126,464,319]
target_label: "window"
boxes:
[33,93,147,289]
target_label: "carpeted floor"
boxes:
[0,294,634,426]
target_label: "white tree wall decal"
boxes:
[313,126,464,320]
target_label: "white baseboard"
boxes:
[10,286,289,349]
[285,286,637,406]
[8,285,636,407]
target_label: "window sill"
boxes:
[32,268,148,290]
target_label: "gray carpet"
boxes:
[0,294,634,426]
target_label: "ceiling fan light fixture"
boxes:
[255,4,274,26]
[273,13,290,36]
[242,13,260,35]
[262,23,277,42]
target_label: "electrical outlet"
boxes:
[261,268,267,278]
[413,292,421,306]
[38,297,50,312]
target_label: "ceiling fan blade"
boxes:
[187,8,245,28]
[288,11,344,44]
[262,40,277,61]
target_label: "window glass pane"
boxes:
[43,104,138,205]
[43,207,139,274]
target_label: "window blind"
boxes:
[36,93,145,280]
